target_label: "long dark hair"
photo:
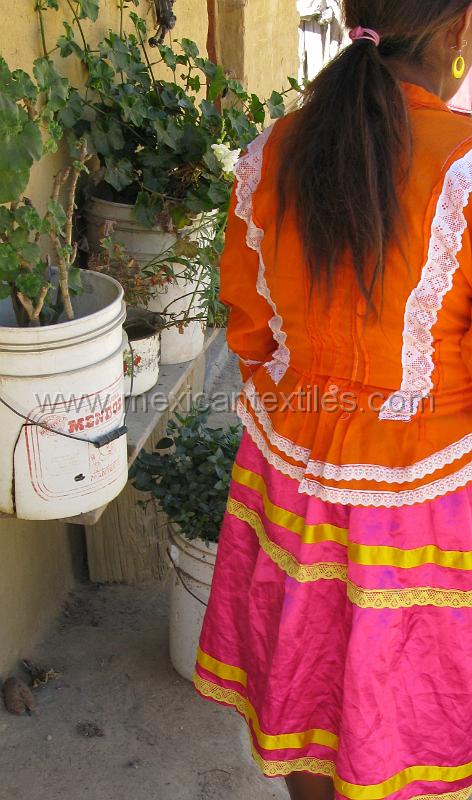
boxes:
[278,0,471,309]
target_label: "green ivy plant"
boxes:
[0,54,88,326]
[41,0,300,230]
[130,405,242,543]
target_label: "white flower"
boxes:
[211,143,241,174]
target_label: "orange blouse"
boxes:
[220,82,472,507]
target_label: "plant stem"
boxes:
[35,2,48,57]
[135,24,159,96]
[119,0,124,38]
[65,0,88,52]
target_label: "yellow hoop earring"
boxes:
[452,53,466,80]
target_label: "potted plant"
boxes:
[0,54,128,520]
[89,237,166,397]
[130,405,242,680]
[39,0,299,362]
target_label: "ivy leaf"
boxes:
[0,94,42,202]
[33,57,70,111]
[9,70,37,103]
[159,45,177,70]
[133,191,163,228]
[129,11,146,36]
[200,99,221,126]
[46,0,59,8]
[104,156,134,191]
[249,94,265,124]
[227,79,248,101]
[208,65,227,102]
[180,39,200,59]
[0,245,20,278]
[288,76,303,92]
[0,207,12,233]
[267,90,285,119]
[77,0,99,22]
[58,88,83,127]
[57,22,84,58]
[188,75,201,93]
[67,267,83,293]
[180,123,207,161]
[14,204,42,231]
[16,270,44,299]
[90,117,125,155]
[47,199,67,232]
[208,181,229,206]
[153,118,181,150]
[86,59,115,91]
[20,242,41,264]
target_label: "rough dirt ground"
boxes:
[0,584,287,800]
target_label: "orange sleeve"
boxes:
[220,184,275,382]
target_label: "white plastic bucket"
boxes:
[124,330,160,397]
[86,198,207,365]
[146,267,206,365]
[168,526,218,681]
[0,270,128,520]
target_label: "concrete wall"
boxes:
[0,521,84,678]
[217,0,299,98]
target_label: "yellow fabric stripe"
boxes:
[232,463,348,545]
[335,764,472,800]
[349,543,472,570]
[193,672,339,752]
[228,499,472,607]
[194,672,472,800]
[197,646,247,687]
[227,498,348,584]
[232,465,472,571]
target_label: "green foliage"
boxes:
[130,405,242,543]
[0,53,82,326]
[53,1,301,229]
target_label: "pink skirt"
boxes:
[194,431,472,800]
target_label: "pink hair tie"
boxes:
[349,26,381,46]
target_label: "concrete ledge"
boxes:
[66,327,221,526]
[0,328,221,527]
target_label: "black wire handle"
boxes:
[0,339,135,450]
[166,546,209,608]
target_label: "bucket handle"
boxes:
[0,340,136,449]
[166,546,209,608]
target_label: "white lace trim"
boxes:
[243,377,472,483]
[240,358,263,367]
[244,379,312,463]
[380,149,472,422]
[237,400,307,482]
[300,465,472,507]
[237,399,472,506]
[234,126,290,385]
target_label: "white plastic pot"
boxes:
[123,329,160,397]
[168,526,218,681]
[146,267,206,365]
[86,197,208,365]
[0,270,128,520]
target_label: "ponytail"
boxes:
[278,39,410,310]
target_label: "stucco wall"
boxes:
[217,0,299,98]
[0,520,84,678]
